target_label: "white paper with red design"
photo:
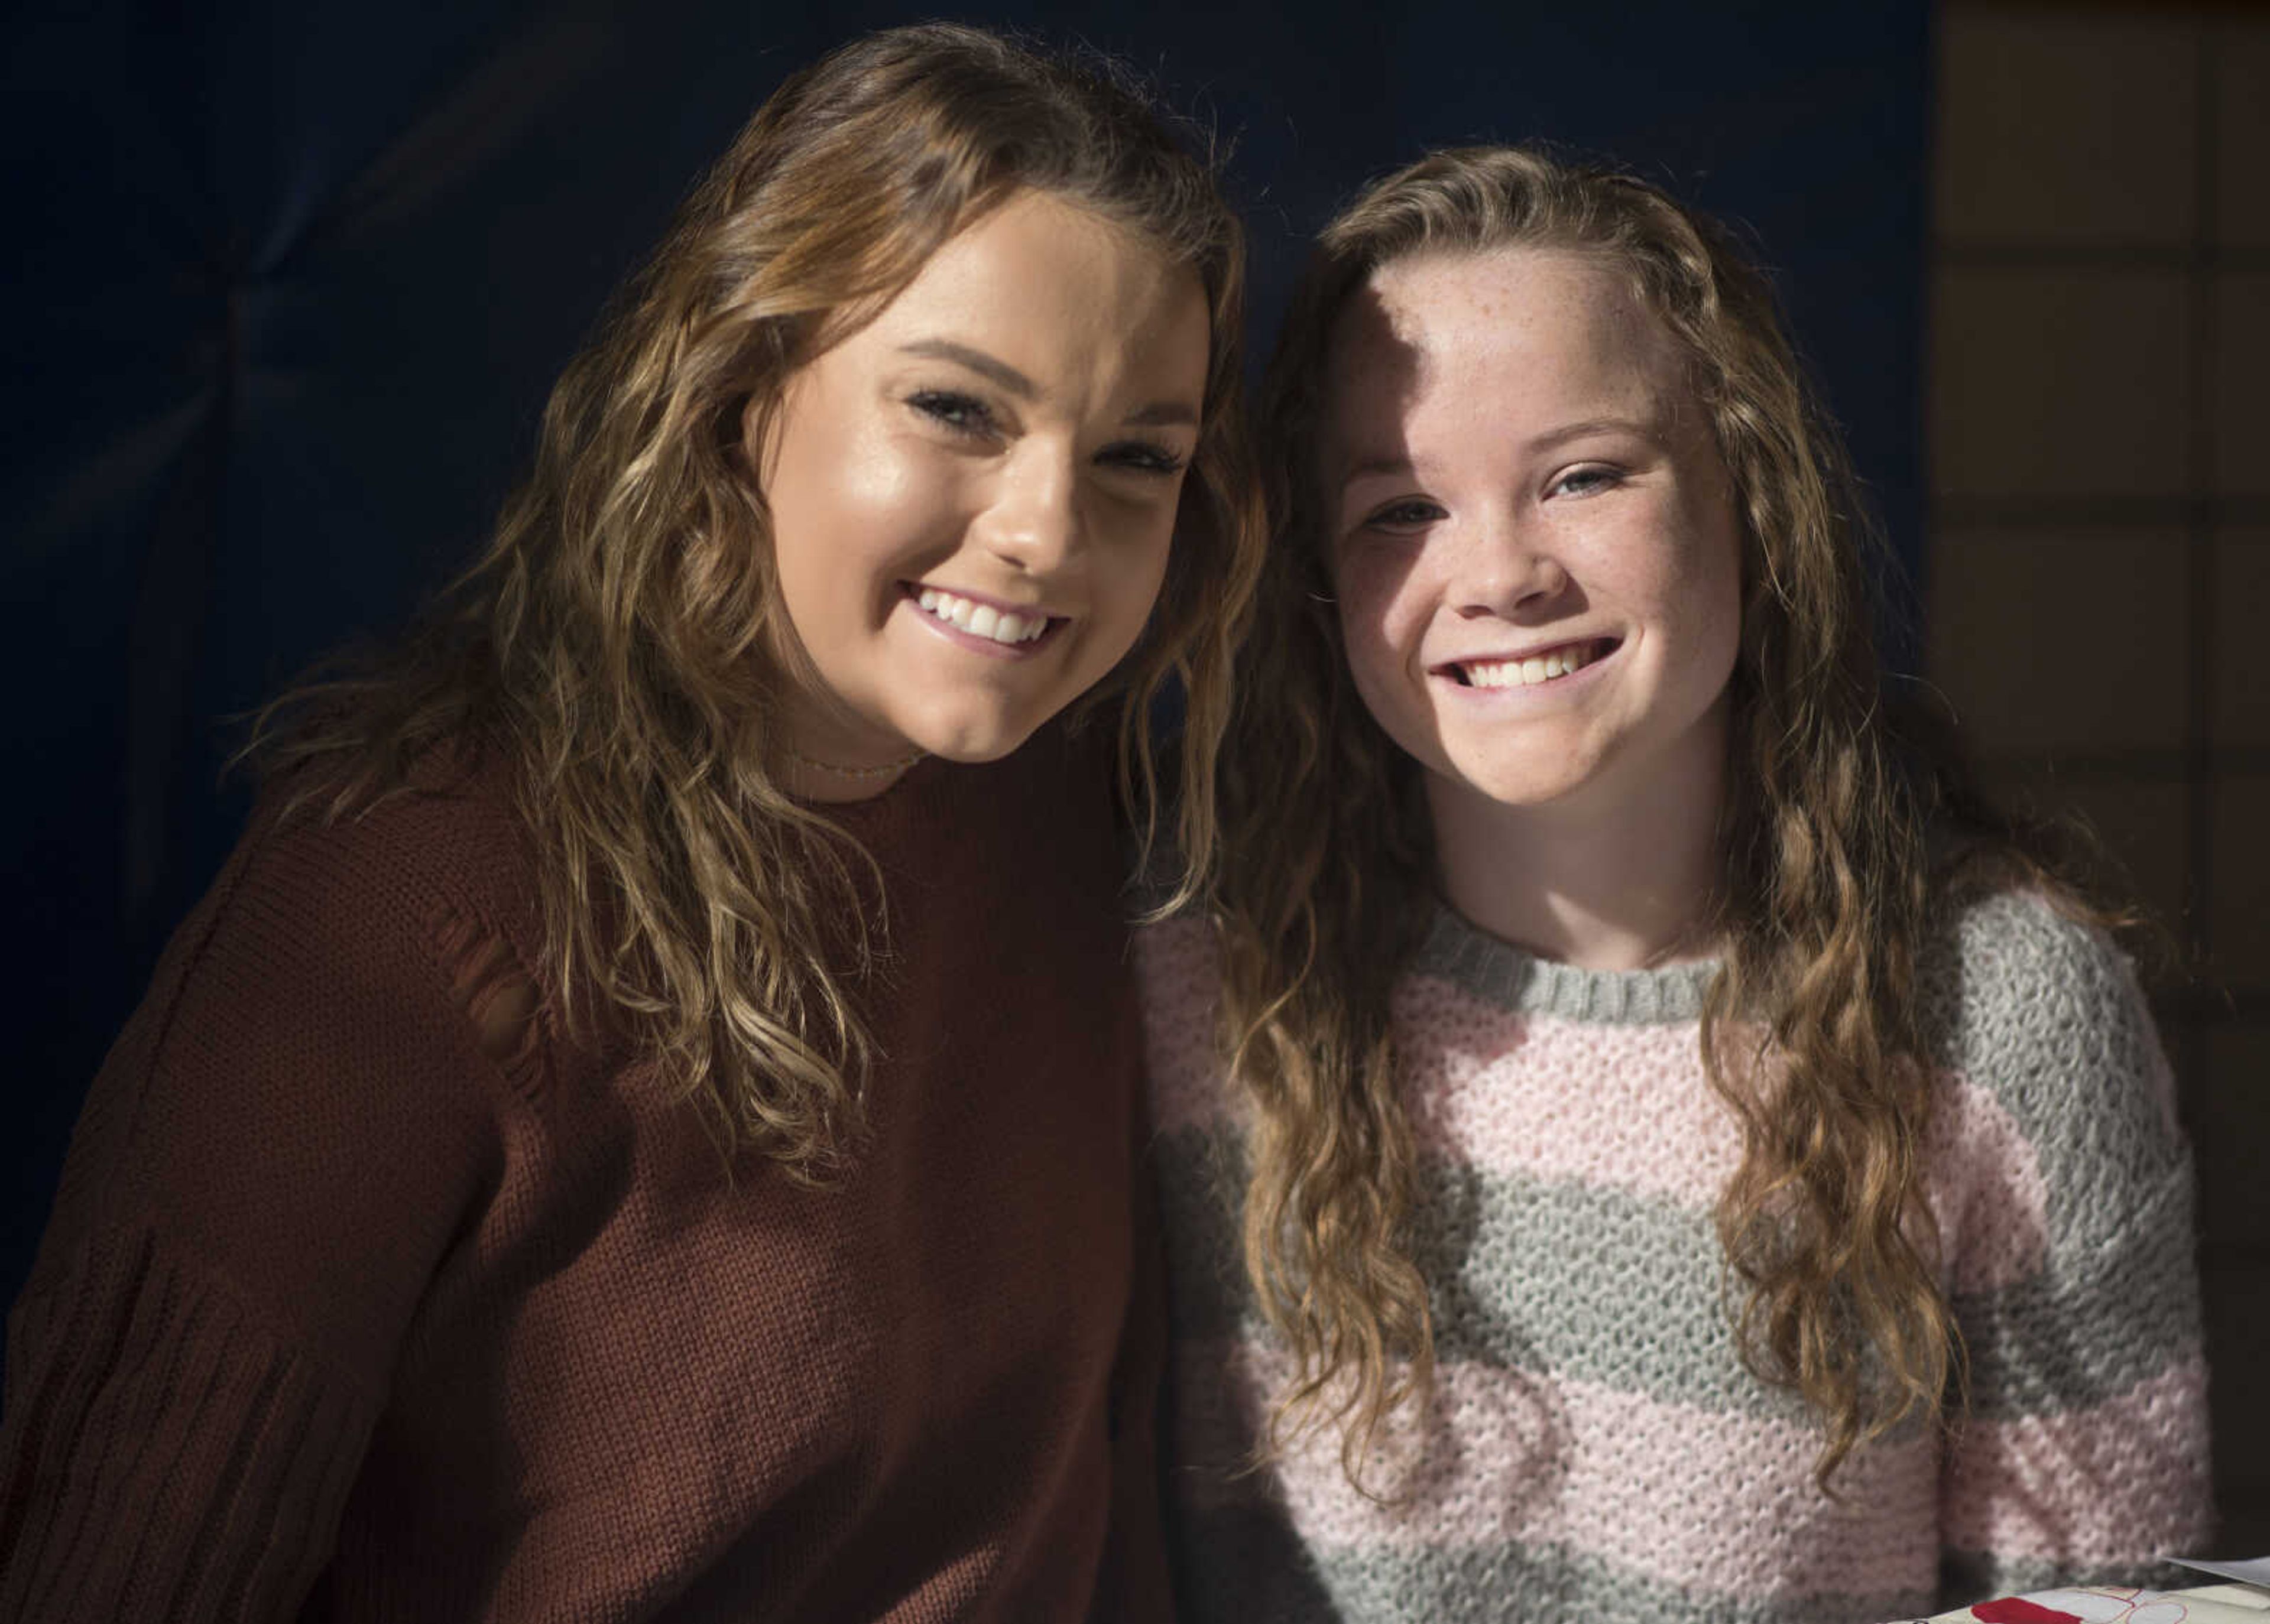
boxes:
[1904,1574,2270,1623]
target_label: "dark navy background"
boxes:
[0,1,1929,1314]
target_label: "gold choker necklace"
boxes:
[786,744,927,781]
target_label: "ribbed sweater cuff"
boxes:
[1,1226,375,1623]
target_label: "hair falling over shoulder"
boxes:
[245,24,1264,1180]
[1211,145,2113,1491]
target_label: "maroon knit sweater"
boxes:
[0,723,1172,1622]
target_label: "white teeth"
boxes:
[1460,642,1598,688]
[913,588,1050,646]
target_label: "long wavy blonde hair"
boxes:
[251,24,1264,1178]
[1214,145,2081,1487]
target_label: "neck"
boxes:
[772,682,927,803]
[780,742,925,804]
[1426,713,1727,972]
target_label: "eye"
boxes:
[1360,498,1447,532]
[1095,438,1189,479]
[1548,464,1623,499]
[908,389,999,438]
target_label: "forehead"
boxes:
[1322,247,1687,444]
[864,189,1208,376]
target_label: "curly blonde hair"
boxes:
[251,24,1264,1178]
[1214,145,2077,1488]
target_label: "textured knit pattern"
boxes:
[1,724,1172,1624]
[1138,892,2214,1624]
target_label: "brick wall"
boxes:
[1930,1,2269,1553]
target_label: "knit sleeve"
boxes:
[0,807,515,1622]
[1929,894,2214,1607]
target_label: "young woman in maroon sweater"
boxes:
[0,25,1262,1621]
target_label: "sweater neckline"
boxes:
[1413,898,1720,1026]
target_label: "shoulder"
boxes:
[19,760,540,1385]
[1920,890,2158,1083]
[249,753,540,945]
[131,754,552,1128]
[1925,886,2137,1006]
[1921,886,2184,1204]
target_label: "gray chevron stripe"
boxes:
[1916,894,2191,1230]
[1157,1125,1805,1420]
[1160,1127,2202,1423]
[1951,1169,2204,1419]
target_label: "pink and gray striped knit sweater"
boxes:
[1137,891,2213,1623]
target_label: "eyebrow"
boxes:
[1526,415,1665,453]
[1337,453,1415,487]
[899,338,1201,430]
[1334,415,1665,491]
[900,339,1036,399]
[1123,399,1200,428]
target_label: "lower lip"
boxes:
[1436,642,1619,700]
[901,587,1062,661]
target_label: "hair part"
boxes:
[1216,144,2091,1491]
[249,22,1264,1180]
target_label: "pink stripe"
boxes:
[1941,1357,2214,1565]
[1923,1071,2051,1294]
[1173,1337,1944,1601]
[1142,930,2055,1297]
[1392,973,1743,1206]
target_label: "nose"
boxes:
[977,442,1082,576]
[1450,507,1568,619]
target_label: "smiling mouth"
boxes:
[1445,637,1617,688]
[909,584,1062,648]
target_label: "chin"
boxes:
[1475,780,1584,810]
[903,713,1045,765]
[927,739,1030,766]
[1430,753,1593,810]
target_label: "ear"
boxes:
[737,311,813,488]
[740,384,790,491]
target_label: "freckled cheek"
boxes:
[1674,518,1746,652]
[1645,522,1744,693]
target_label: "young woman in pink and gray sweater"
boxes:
[1142,145,2213,1623]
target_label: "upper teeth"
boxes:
[916,588,1050,645]
[1462,645,1596,688]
